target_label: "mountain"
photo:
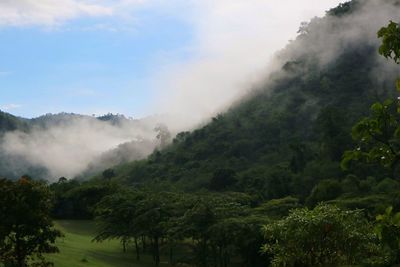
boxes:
[101,0,400,201]
[0,111,29,133]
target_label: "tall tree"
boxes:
[262,204,377,267]
[0,177,62,267]
[342,21,400,178]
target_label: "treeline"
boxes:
[93,190,268,266]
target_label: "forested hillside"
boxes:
[103,0,399,203]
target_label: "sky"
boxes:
[0,0,345,119]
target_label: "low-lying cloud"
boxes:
[0,115,160,179]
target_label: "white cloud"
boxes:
[0,116,157,179]
[0,0,113,27]
[1,104,21,111]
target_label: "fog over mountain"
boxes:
[0,113,167,180]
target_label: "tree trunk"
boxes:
[122,238,127,253]
[169,245,173,266]
[223,249,228,267]
[142,236,146,252]
[218,246,223,267]
[200,238,208,267]
[211,245,217,267]
[154,236,160,266]
[134,237,140,261]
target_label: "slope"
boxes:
[106,0,400,201]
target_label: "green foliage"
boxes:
[374,178,400,194]
[374,206,400,263]
[262,204,378,267]
[50,179,118,219]
[341,99,400,177]
[327,1,360,17]
[208,168,237,191]
[378,21,400,64]
[342,21,400,181]
[0,177,63,267]
[329,194,392,216]
[253,197,300,218]
[102,169,116,180]
[306,179,342,206]
[92,190,268,267]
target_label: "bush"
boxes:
[306,179,342,206]
[262,204,381,267]
[374,178,400,194]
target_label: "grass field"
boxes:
[46,220,169,267]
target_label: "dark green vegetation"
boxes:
[262,204,380,266]
[0,177,62,267]
[93,190,267,267]
[2,0,400,266]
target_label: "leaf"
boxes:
[393,212,400,226]
[384,98,394,106]
[371,102,383,113]
[374,224,383,240]
[397,79,400,91]
[394,127,400,138]
[385,206,393,216]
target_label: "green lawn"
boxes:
[46,220,168,267]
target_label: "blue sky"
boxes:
[0,2,193,118]
[0,0,344,119]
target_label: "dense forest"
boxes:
[2,0,400,266]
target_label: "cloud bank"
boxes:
[0,115,160,179]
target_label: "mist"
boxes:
[152,0,400,131]
[0,114,162,180]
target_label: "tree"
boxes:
[306,179,342,206]
[208,169,237,191]
[374,206,400,264]
[341,99,400,177]
[154,124,171,149]
[262,204,378,267]
[378,21,400,64]
[102,168,115,180]
[94,191,143,257]
[0,177,62,267]
[177,193,251,267]
[341,21,400,178]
